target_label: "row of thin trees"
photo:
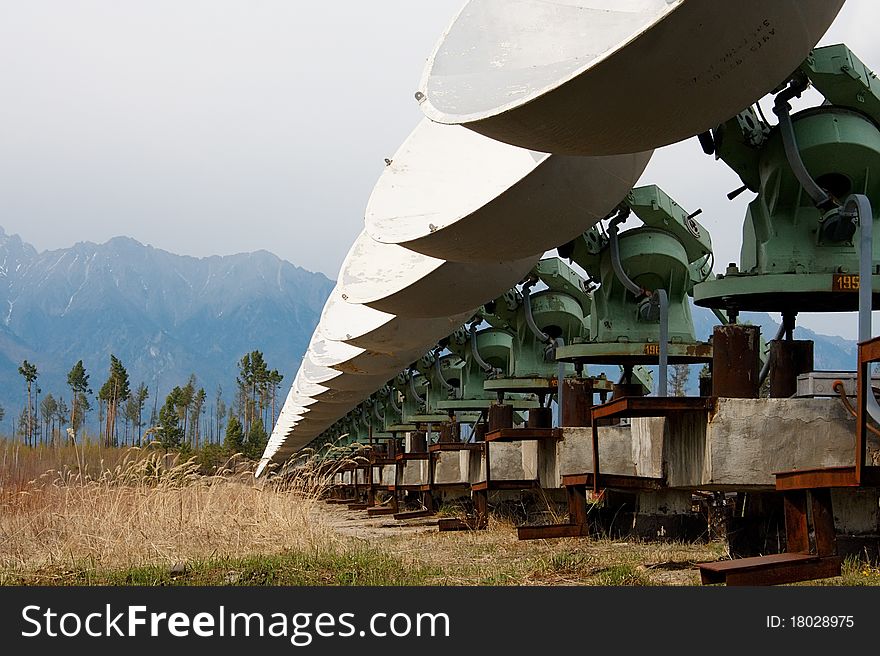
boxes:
[9,350,284,452]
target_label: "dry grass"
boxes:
[3,442,879,586]
[0,445,344,583]
[0,439,134,493]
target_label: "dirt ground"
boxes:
[314,502,727,586]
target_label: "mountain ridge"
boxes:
[0,225,334,434]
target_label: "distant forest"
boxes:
[4,350,283,461]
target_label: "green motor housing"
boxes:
[695,44,880,313]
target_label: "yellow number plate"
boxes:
[832,274,860,292]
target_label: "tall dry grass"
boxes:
[0,443,339,576]
[0,439,134,492]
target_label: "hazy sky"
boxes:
[1,1,878,339]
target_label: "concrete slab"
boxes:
[476,441,538,483]
[556,398,876,491]
[371,465,395,487]
[432,448,482,486]
[400,460,429,486]
[693,398,871,490]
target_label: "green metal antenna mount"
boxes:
[694,43,880,314]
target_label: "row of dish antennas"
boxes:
[260,0,857,472]
[268,183,714,465]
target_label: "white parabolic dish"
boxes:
[318,286,471,353]
[310,330,429,376]
[365,119,652,261]
[338,230,538,318]
[418,0,846,155]
[293,374,368,406]
[286,391,319,408]
[287,400,354,424]
[300,352,393,392]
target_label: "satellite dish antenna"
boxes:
[282,390,349,421]
[365,119,651,261]
[292,374,332,400]
[301,352,393,392]
[295,375,387,409]
[418,0,846,155]
[293,375,365,406]
[319,286,471,353]
[294,403,357,424]
[286,390,320,408]
[275,407,304,424]
[338,230,539,318]
[310,331,429,376]
[276,390,309,421]
[268,413,300,440]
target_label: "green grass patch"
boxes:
[1,547,441,587]
[592,564,653,586]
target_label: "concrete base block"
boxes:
[477,442,538,483]
[631,490,704,541]
[432,452,463,486]
[693,398,868,490]
[371,465,394,487]
[436,487,472,505]
[831,488,880,564]
[400,460,428,487]
[560,398,876,491]
[558,420,664,484]
[432,449,482,486]
[593,490,706,542]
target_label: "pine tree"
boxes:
[16,408,30,441]
[18,360,38,446]
[158,387,184,450]
[265,369,283,428]
[67,360,91,443]
[189,388,206,448]
[99,355,131,446]
[34,384,42,444]
[237,351,272,435]
[236,353,254,433]
[54,397,69,445]
[246,417,268,459]
[39,393,58,445]
[177,375,196,445]
[224,415,245,453]
[131,383,149,445]
[71,392,92,437]
[213,385,226,443]
[122,384,150,445]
